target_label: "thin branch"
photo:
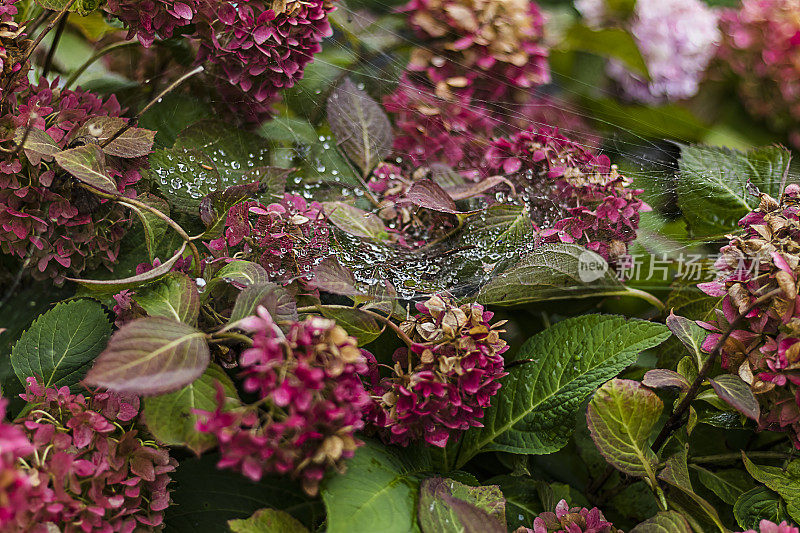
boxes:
[651,287,783,451]
[100,65,204,149]
[63,40,141,91]
[20,0,77,67]
[41,14,67,78]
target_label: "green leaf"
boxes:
[323,201,388,240]
[139,93,214,147]
[665,311,710,368]
[476,243,626,306]
[126,193,171,263]
[659,448,727,533]
[326,78,393,175]
[10,299,111,389]
[259,117,318,144]
[734,487,788,529]
[165,454,321,532]
[205,261,270,297]
[229,282,298,325]
[54,144,118,194]
[69,116,155,158]
[316,306,382,345]
[677,145,790,238]
[692,466,753,505]
[150,148,221,214]
[134,273,200,325]
[418,478,506,533]
[143,364,238,455]
[34,0,100,15]
[67,242,188,295]
[173,120,271,185]
[561,24,649,77]
[587,379,662,483]
[451,315,671,468]
[630,511,692,533]
[83,317,210,396]
[228,508,310,533]
[742,455,800,522]
[709,374,759,421]
[15,127,60,165]
[321,440,432,533]
[457,204,535,257]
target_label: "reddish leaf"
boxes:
[311,257,361,297]
[70,116,156,158]
[709,374,760,421]
[54,144,118,194]
[83,317,210,396]
[445,176,515,201]
[405,180,459,214]
[642,369,690,391]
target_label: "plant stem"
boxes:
[209,331,254,346]
[100,65,204,149]
[77,183,203,277]
[20,0,77,67]
[689,451,793,464]
[63,41,140,90]
[650,287,783,451]
[41,14,67,78]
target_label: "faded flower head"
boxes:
[603,0,720,103]
[515,499,619,533]
[739,520,800,533]
[485,126,646,263]
[0,0,28,99]
[196,0,336,123]
[196,307,371,495]
[6,378,176,532]
[698,185,800,448]
[403,0,549,101]
[0,79,146,283]
[366,295,508,447]
[718,0,800,146]
[206,193,329,285]
[104,0,199,48]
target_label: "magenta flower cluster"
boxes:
[206,193,329,285]
[739,521,800,533]
[103,0,199,48]
[2,378,175,532]
[0,398,34,529]
[196,307,371,495]
[515,499,618,533]
[0,0,27,98]
[0,79,145,283]
[485,126,646,263]
[578,0,719,103]
[718,0,800,146]
[698,186,800,448]
[365,295,508,447]
[103,0,336,123]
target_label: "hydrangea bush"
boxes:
[0,0,797,530]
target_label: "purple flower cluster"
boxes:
[739,521,800,533]
[0,79,146,283]
[578,0,720,103]
[515,499,618,533]
[196,308,371,495]
[206,193,329,285]
[402,0,549,101]
[103,0,199,48]
[4,378,176,532]
[195,0,335,123]
[365,295,508,447]
[0,398,34,529]
[718,0,800,146]
[485,126,646,263]
[698,186,800,448]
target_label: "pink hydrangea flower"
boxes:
[698,186,800,447]
[739,521,800,533]
[484,126,646,263]
[196,308,371,495]
[365,295,508,447]
[5,379,176,532]
[607,0,720,103]
[0,397,34,529]
[718,0,800,147]
[103,0,200,47]
[0,79,146,283]
[515,499,618,533]
[206,193,329,285]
